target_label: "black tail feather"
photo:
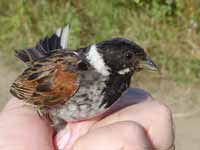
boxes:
[15,25,70,64]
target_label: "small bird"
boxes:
[10,25,158,127]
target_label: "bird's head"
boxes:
[86,38,158,76]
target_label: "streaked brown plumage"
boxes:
[10,51,82,108]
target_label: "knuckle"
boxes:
[151,101,172,122]
[118,121,144,139]
[154,101,172,117]
[116,121,152,149]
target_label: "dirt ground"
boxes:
[0,60,199,150]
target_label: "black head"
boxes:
[86,37,158,75]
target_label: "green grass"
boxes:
[0,0,199,84]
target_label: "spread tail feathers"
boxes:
[15,25,70,64]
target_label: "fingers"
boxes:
[0,98,54,150]
[56,120,97,150]
[55,88,153,150]
[72,121,152,150]
[92,100,174,150]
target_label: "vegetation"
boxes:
[0,0,199,84]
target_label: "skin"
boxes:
[0,88,174,150]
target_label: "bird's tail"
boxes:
[15,25,70,64]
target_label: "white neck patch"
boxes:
[86,45,110,76]
[118,68,131,75]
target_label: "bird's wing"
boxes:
[10,52,85,107]
[15,25,70,65]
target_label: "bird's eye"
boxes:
[126,52,133,59]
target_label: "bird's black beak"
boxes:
[138,57,159,71]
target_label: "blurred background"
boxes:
[0,0,199,149]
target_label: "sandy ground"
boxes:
[0,61,19,109]
[175,116,200,150]
[0,60,199,149]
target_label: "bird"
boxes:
[10,25,158,127]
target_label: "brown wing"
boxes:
[10,52,82,107]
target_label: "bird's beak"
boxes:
[138,57,159,71]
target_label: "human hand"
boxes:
[0,88,174,150]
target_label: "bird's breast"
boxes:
[50,70,109,121]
